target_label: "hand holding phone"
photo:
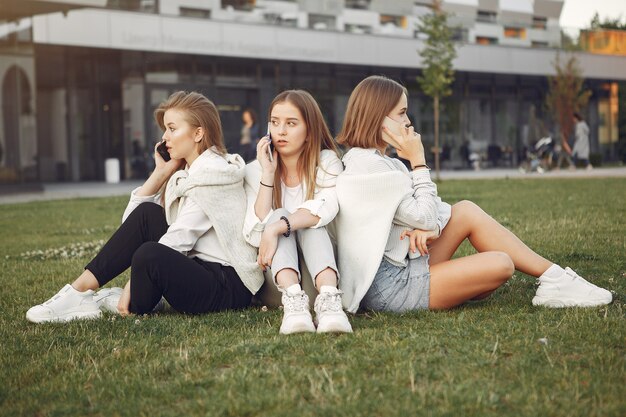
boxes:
[381,116,425,165]
[266,122,274,162]
[156,141,171,162]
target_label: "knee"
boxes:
[452,200,481,218]
[268,208,291,223]
[131,202,163,215]
[297,225,328,240]
[490,251,515,281]
[127,202,163,221]
[131,241,164,270]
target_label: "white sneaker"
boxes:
[279,290,316,335]
[26,284,102,323]
[93,287,124,313]
[533,267,613,308]
[94,287,167,314]
[314,289,353,333]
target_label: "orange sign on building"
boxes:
[579,29,626,56]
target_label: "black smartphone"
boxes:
[156,141,171,161]
[266,122,274,162]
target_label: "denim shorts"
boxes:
[360,256,430,312]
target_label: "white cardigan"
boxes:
[242,149,343,247]
[336,148,451,313]
[163,153,265,295]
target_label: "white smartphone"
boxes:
[266,122,273,162]
[382,116,404,136]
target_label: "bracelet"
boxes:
[412,164,430,170]
[260,181,274,188]
[279,216,291,237]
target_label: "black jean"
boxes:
[85,203,252,314]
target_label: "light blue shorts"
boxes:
[360,256,430,312]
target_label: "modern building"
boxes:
[1,0,624,184]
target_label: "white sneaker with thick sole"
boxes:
[279,290,316,335]
[532,267,613,308]
[94,287,167,314]
[314,289,353,333]
[26,284,102,323]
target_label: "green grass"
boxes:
[1,179,624,417]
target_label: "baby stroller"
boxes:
[519,136,555,174]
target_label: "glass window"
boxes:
[504,27,526,39]
[477,10,497,23]
[532,16,547,30]
[476,36,498,45]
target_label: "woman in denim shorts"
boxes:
[334,75,611,315]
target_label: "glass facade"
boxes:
[0,9,621,185]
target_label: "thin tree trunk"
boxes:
[434,95,440,181]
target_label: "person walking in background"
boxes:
[334,75,612,316]
[555,132,575,171]
[239,108,259,162]
[26,91,263,323]
[244,90,352,334]
[572,112,592,170]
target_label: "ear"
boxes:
[194,127,204,143]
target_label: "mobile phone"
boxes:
[156,141,171,161]
[382,116,404,136]
[266,122,274,162]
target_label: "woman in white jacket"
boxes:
[335,76,612,314]
[244,90,352,334]
[27,91,263,323]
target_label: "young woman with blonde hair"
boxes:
[244,90,352,334]
[335,75,612,314]
[27,91,263,323]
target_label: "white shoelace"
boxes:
[316,292,343,313]
[283,292,308,313]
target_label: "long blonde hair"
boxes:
[269,90,340,209]
[336,75,407,149]
[154,91,226,156]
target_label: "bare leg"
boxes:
[275,268,299,288]
[314,268,338,291]
[429,251,514,309]
[71,270,100,292]
[428,200,552,277]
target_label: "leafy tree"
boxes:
[545,54,591,149]
[589,12,626,30]
[417,0,456,180]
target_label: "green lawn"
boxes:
[1,178,624,417]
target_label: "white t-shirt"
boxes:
[281,182,304,213]
[122,150,230,266]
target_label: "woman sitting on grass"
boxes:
[27,91,263,323]
[244,90,352,334]
[335,75,612,314]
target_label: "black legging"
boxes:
[85,203,252,314]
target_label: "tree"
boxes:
[545,54,591,150]
[417,0,457,180]
[589,12,626,30]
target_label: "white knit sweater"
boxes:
[336,147,451,313]
[164,153,264,295]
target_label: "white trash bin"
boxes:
[105,158,120,184]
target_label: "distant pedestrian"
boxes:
[572,112,592,170]
[239,108,259,162]
[555,133,574,170]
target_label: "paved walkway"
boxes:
[1,166,625,205]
